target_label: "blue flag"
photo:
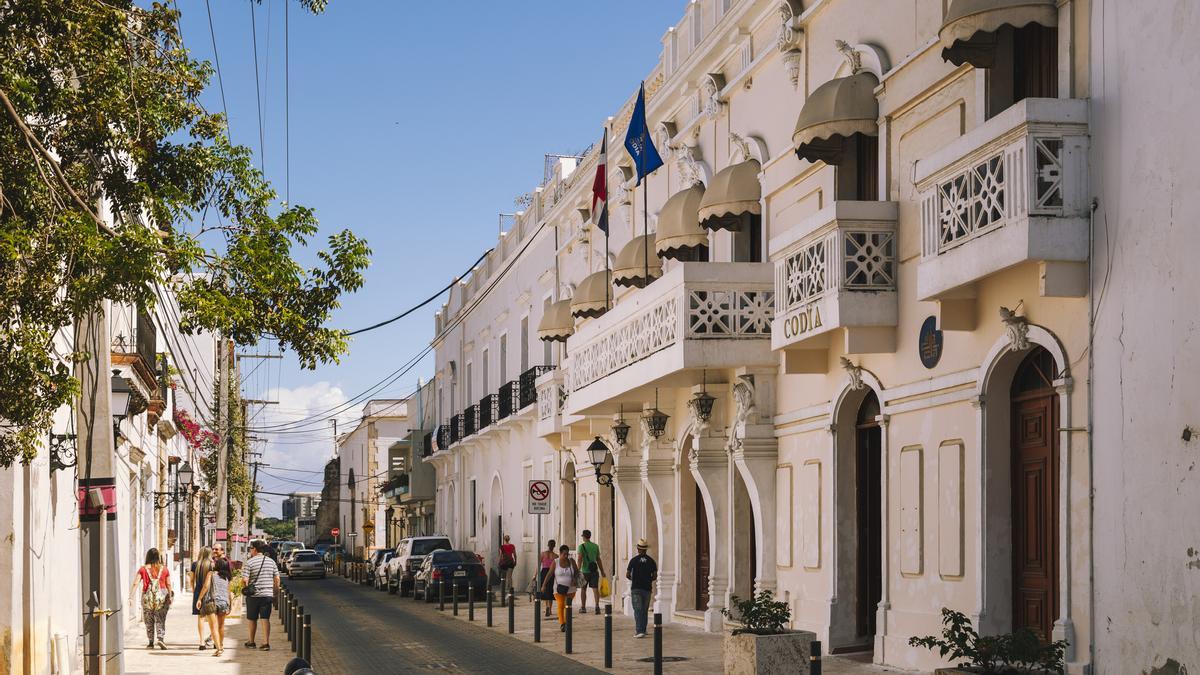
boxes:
[624,82,663,185]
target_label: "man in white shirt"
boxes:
[242,540,280,651]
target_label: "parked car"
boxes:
[413,550,487,602]
[287,550,325,580]
[373,551,395,590]
[385,535,453,595]
[365,548,391,587]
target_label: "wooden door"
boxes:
[1011,381,1059,641]
[695,486,710,611]
[855,393,883,641]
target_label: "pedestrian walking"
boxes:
[540,544,580,631]
[497,533,517,596]
[626,538,658,638]
[242,539,280,651]
[539,539,556,618]
[195,554,230,656]
[189,547,214,649]
[577,529,605,614]
[130,548,173,650]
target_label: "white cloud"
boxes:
[249,381,363,517]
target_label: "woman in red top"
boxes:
[497,534,517,597]
[129,548,172,649]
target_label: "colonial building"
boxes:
[382,380,437,547]
[424,1,1195,673]
[335,399,410,557]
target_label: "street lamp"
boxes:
[586,435,617,609]
[643,389,670,439]
[688,370,716,424]
[611,406,631,448]
[178,461,194,489]
[587,437,613,487]
[110,370,131,439]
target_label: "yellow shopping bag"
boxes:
[599,576,611,598]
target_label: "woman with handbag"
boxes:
[192,548,220,653]
[497,534,517,597]
[129,547,172,650]
[195,555,230,656]
[540,544,580,631]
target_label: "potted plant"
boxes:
[721,590,816,675]
[909,608,1069,674]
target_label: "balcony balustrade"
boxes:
[535,369,566,439]
[564,262,774,415]
[519,366,552,411]
[770,200,899,365]
[497,381,519,420]
[479,394,499,429]
[464,404,478,436]
[450,415,462,444]
[435,424,450,452]
[915,97,1090,308]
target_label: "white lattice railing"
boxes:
[918,98,1089,258]
[536,369,565,422]
[567,263,773,393]
[776,226,896,316]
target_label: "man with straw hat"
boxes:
[625,538,658,638]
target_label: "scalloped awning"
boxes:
[698,159,761,231]
[570,271,611,319]
[793,72,879,165]
[612,234,662,288]
[654,184,709,261]
[939,0,1058,67]
[537,299,574,343]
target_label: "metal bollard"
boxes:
[653,612,663,675]
[810,640,822,675]
[604,604,612,668]
[534,597,541,643]
[507,590,515,634]
[453,580,460,616]
[565,595,573,654]
[486,584,493,626]
[284,595,291,641]
[295,605,304,654]
[468,585,475,621]
[290,600,297,649]
[302,614,312,662]
[438,580,445,611]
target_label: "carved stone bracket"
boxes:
[701,73,727,120]
[778,1,804,89]
[999,306,1030,352]
[675,146,706,188]
[655,121,677,160]
[841,357,865,390]
[835,39,863,74]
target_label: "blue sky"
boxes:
[176,1,687,513]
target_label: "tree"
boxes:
[0,0,368,465]
[257,517,295,541]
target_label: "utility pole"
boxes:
[215,337,231,552]
[247,451,267,542]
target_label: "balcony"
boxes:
[449,415,462,444]
[109,302,160,408]
[770,201,899,368]
[434,424,450,452]
[497,381,519,420]
[421,432,433,458]
[564,262,774,415]
[519,366,552,411]
[478,394,498,429]
[464,404,478,436]
[915,98,1090,311]
[536,369,566,439]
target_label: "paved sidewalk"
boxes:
[366,576,923,674]
[124,598,293,675]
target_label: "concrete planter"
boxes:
[933,669,1060,674]
[723,630,817,675]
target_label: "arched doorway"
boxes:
[1009,347,1059,642]
[490,475,504,555]
[854,391,882,642]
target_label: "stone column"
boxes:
[613,457,644,616]
[727,370,779,596]
[641,447,677,619]
[874,414,891,663]
[690,432,730,632]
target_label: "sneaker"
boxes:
[636,632,646,639]
[147,640,154,648]
[243,641,256,648]
[157,640,166,650]
[594,607,600,615]
[579,607,587,615]
[560,624,566,632]
[259,644,271,651]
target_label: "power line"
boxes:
[203,0,231,135]
[249,0,265,172]
[345,249,490,336]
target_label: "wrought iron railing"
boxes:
[435,425,449,452]
[464,405,478,436]
[497,381,519,419]
[479,394,498,428]
[450,415,461,444]
[422,432,433,458]
[519,366,552,410]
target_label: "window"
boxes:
[470,479,477,538]
[732,215,764,263]
[465,361,472,405]
[498,334,507,384]
[520,316,529,372]
[834,135,879,201]
[481,348,489,397]
[985,24,1059,119]
[541,297,553,366]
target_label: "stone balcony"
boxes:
[915,98,1090,322]
[564,262,774,416]
[770,200,899,371]
[535,368,566,439]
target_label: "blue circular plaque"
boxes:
[919,316,943,369]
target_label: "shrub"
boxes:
[908,608,1068,674]
[722,590,791,636]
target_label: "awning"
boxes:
[792,72,879,165]
[939,0,1058,68]
[654,184,710,261]
[537,299,574,342]
[698,159,761,231]
[570,270,611,319]
[612,234,662,288]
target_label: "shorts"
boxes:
[245,595,273,620]
[583,570,599,588]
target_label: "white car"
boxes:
[373,551,395,590]
[287,550,325,579]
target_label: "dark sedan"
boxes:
[413,550,487,602]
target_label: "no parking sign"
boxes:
[527,480,551,515]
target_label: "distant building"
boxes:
[295,517,317,547]
[282,492,320,520]
[314,457,340,546]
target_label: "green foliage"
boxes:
[257,517,295,540]
[0,0,369,465]
[722,590,792,636]
[908,608,1068,674]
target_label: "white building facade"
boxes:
[426,1,1195,673]
[335,399,410,558]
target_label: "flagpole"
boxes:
[604,127,610,309]
[640,83,648,286]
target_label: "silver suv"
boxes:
[385,535,452,595]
